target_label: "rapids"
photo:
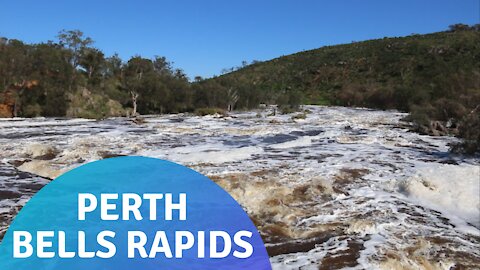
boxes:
[1,106,479,269]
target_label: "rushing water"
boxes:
[0,106,479,269]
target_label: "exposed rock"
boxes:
[0,80,39,118]
[18,160,65,179]
[97,151,126,159]
[319,238,366,270]
[131,117,146,125]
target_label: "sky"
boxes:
[0,0,479,79]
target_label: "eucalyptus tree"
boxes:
[57,30,94,91]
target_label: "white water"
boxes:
[401,163,480,229]
[0,106,479,269]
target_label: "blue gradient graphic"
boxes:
[0,156,272,269]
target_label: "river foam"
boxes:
[1,105,479,269]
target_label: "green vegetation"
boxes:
[66,88,125,119]
[0,30,191,118]
[1,24,479,153]
[194,107,227,116]
[212,24,480,153]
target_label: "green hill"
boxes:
[206,25,480,153]
[215,26,478,108]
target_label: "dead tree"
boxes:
[226,88,239,112]
[130,90,139,117]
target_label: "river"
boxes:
[0,106,478,269]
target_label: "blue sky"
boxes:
[1,0,478,79]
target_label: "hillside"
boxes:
[216,26,479,107]
[208,25,480,153]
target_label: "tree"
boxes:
[57,30,93,69]
[0,39,32,89]
[0,39,38,117]
[79,47,105,84]
[57,30,94,91]
[105,54,123,78]
[153,56,173,76]
[226,88,239,111]
[28,42,73,116]
[448,24,472,32]
[122,56,155,116]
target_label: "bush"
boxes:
[194,107,227,116]
[432,98,468,121]
[22,104,42,117]
[452,108,480,154]
[66,88,125,119]
[407,103,435,127]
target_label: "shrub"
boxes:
[66,88,125,119]
[194,107,227,116]
[452,108,480,154]
[22,104,42,117]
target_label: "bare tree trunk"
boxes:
[131,91,139,117]
[12,84,25,118]
[227,88,239,112]
[13,99,18,117]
